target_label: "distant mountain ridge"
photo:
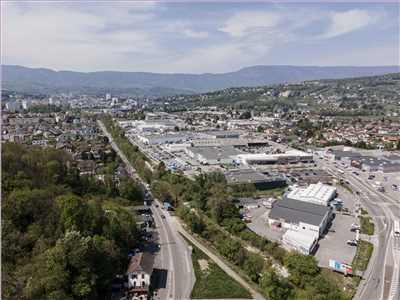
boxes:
[2,64,399,97]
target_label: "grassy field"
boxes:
[352,240,374,272]
[359,215,375,235]
[183,236,252,299]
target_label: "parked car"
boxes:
[347,240,358,246]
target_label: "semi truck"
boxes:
[329,259,353,276]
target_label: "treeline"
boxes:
[103,118,352,300]
[2,143,142,300]
[102,117,153,182]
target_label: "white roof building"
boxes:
[236,150,313,166]
[285,182,336,206]
[282,229,318,255]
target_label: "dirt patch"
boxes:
[198,259,209,271]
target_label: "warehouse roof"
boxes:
[330,150,362,159]
[286,182,336,206]
[269,198,331,227]
[225,169,286,185]
[188,146,244,161]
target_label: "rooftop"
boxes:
[269,198,331,227]
[126,252,154,275]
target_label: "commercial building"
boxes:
[325,149,362,164]
[268,198,332,236]
[225,169,287,190]
[282,229,319,255]
[137,133,193,145]
[285,182,337,206]
[236,150,313,166]
[202,130,241,139]
[185,146,244,165]
[351,156,400,173]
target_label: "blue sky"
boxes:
[1,1,399,73]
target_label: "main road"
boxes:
[317,157,400,300]
[98,120,195,300]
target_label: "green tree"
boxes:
[259,268,292,300]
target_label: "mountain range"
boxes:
[2,65,399,97]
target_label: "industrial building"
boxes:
[285,182,337,206]
[185,146,244,165]
[282,229,319,255]
[137,133,193,145]
[324,149,362,164]
[236,150,313,166]
[201,130,241,139]
[268,198,332,236]
[351,156,400,173]
[225,169,287,190]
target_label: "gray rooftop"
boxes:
[189,146,244,160]
[269,198,331,227]
[331,150,362,159]
[225,169,285,185]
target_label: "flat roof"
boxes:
[283,229,318,246]
[237,150,312,161]
[188,146,244,160]
[286,182,336,205]
[225,169,285,185]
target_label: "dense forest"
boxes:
[2,143,143,300]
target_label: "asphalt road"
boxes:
[98,120,195,300]
[317,157,400,300]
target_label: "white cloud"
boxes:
[183,29,209,39]
[219,11,283,38]
[321,9,382,38]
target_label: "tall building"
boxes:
[106,93,111,101]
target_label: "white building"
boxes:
[5,101,21,113]
[286,182,336,206]
[236,150,313,166]
[282,229,318,255]
[186,146,244,165]
[22,100,32,110]
[268,198,332,236]
[126,252,154,300]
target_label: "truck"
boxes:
[394,220,400,237]
[329,259,353,276]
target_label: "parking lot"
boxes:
[245,185,358,267]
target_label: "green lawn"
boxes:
[352,240,373,272]
[359,215,375,235]
[183,236,252,299]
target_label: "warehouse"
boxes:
[268,198,332,236]
[225,169,287,190]
[236,150,313,166]
[185,146,244,165]
[201,130,241,139]
[282,229,319,255]
[137,133,193,145]
[285,182,336,206]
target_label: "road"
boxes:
[317,156,400,300]
[98,120,195,300]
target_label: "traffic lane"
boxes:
[151,204,174,300]
[154,203,194,300]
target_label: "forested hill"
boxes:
[3,64,398,96]
[2,143,142,300]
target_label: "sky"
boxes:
[1,1,399,73]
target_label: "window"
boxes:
[142,274,145,279]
